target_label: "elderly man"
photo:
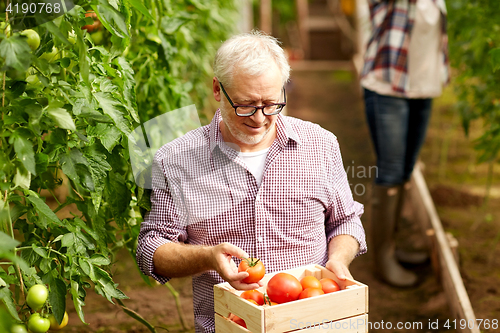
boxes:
[136,30,366,333]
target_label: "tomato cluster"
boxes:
[229,258,341,329]
[13,284,69,333]
[267,274,340,304]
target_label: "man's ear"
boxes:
[213,77,221,102]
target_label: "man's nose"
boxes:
[249,106,267,123]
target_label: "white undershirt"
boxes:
[239,147,270,186]
[361,0,446,98]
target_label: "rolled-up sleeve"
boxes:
[324,137,367,256]
[136,150,188,284]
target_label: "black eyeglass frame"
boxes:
[219,82,287,117]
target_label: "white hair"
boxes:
[213,30,291,88]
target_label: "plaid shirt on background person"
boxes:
[136,110,367,333]
[361,0,449,94]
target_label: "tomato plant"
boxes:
[238,257,265,284]
[26,284,48,310]
[320,278,340,293]
[300,276,322,290]
[48,311,68,330]
[240,289,265,305]
[0,0,237,331]
[266,273,303,304]
[448,0,500,170]
[27,313,50,333]
[298,287,324,299]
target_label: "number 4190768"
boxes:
[6,2,62,14]
[444,318,498,330]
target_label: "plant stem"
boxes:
[165,282,188,331]
[4,190,26,299]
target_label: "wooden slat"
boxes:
[411,166,479,333]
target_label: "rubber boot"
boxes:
[371,184,418,287]
[394,182,429,265]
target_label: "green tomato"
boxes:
[26,284,48,310]
[39,46,60,62]
[20,29,40,51]
[27,314,50,333]
[11,324,28,333]
[90,30,104,45]
[48,312,68,330]
[0,22,11,36]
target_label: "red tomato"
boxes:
[266,273,303,304]
[240,290,265,305]
[298,287,325,299]
[82,11,102,33]
[228,313,246,328]
[238,257,265,284]
[320,278,340,293]
[300,276,322,290]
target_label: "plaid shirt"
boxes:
[361,0,449,94]
[136,110,366,333]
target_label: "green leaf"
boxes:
[93,0,129,39]
[0,287,21,321]
[60,233,74,248]
[88,254,110,266]
[128,0,154,20]
[116,57,139,123]
[60,150,95,192]
[26,194,62,226]
[46,106,76,131]
[71,281,86,324]
[49,278,67,324]
[0,232,19,253]
[40,20,71,46]
[161,16,190,35]
[490,48,500,72]
[13,167,31,190]
[31,243,48,259]
[94,266,128,303]
[11,129,36,175]
[0,36,31,72]
[94,92,132,136]
[88,123,121,153]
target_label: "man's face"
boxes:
[213,62,283,152]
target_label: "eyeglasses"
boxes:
[219,82,286,117]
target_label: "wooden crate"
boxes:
[214,264,368,333]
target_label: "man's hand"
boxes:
[326,234,359,282]
[325,259,353,281]
[210,242,263,290]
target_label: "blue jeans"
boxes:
[364,89,432,186]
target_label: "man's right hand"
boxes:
[210,242,263,290]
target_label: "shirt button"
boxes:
[257,236,263,242]
[255,194,260,201]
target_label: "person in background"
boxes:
[360,0,449,287]
[136,30,367,332]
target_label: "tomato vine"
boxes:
[0,0,236,331]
